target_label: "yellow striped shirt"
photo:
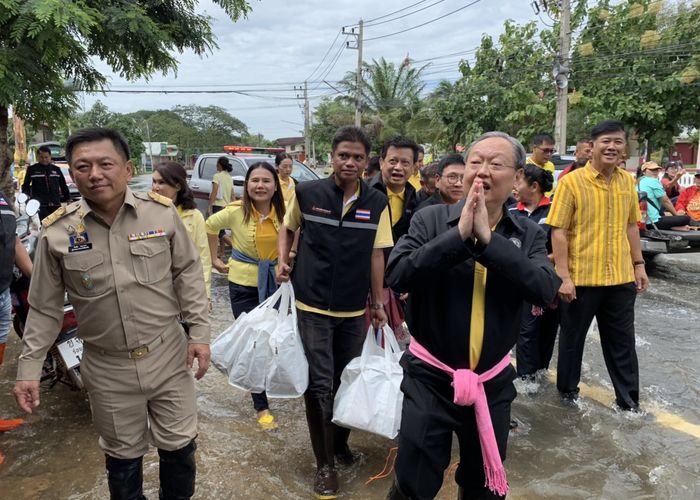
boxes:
[546,163,640,287]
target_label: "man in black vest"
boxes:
[368,136,419,243]
[21,145,70,221]
[277,126,391,499]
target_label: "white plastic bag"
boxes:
[210,282,308,397]
[332,325,404,439]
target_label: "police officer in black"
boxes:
[21,145,70,221]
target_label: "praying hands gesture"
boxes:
[458,178,492,245]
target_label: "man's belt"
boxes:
[85,334,165,360]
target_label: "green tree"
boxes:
[431,21,556,150]
[0,0,251,195]
[568,0,700,150]
[340,57,429,143]
[309,98,356,160]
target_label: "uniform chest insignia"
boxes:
[42,206,68,227]
[509,237,522,248]
[148,191,173,206]
[128,229,167,241]
[68,216,92,252]
[355,209,371,221]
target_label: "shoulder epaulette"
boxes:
[42,207,67,227]
[147,191,173,206]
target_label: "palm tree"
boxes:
[340,57,428,115]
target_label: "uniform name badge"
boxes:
[67,223,92,253]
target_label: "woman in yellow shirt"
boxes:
[152,162,212,304]
[208,156,234,214]
[206,161,286,429]
[275,152,296,207]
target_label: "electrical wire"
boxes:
[305,29,343,83]
[311,35,351,91]
[363,0,448,28]
[365,0,483,42]
[344,0,432,28]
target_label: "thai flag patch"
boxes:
[355,209,371,221]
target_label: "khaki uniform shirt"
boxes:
[17,188,209,380]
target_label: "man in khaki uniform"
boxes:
[13,128,210,500]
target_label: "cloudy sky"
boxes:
[85,0,550,140]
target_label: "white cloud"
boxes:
[83,0,545,141]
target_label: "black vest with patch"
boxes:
[0,192,17,291]
[293,176,388,312]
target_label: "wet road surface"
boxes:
[1,268,698,499]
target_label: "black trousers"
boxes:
[557,283,639,409]
[296,310,365,398]
[649,215,690,230]
[228,282,268,412]
[394,354,516,500]
[516,304,559,377]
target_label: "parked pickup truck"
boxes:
[188,148,318,214]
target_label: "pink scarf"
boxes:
[408,339,511,496]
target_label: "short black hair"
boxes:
[532,133,555,146]
[367,156,381,177]
[37,145,52,155]
[421,162,439,180]
[380,136,419,163]
[66,127,130,164]
[590,120,628,141]
[522,164,554,194]
[332,126,371,156]
[436,154,465,175]
[275,152,293,166]
[417,145,425,155]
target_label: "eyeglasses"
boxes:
[466,160,515,173]
[442,173,464,184]
[536,146,555,154]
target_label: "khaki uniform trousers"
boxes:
[81,328,197,459]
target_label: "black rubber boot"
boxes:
[386,478,411,499]
[158,438,197,500]
[333,424,362,466]
[105,455,146,500]
[304,394,338,499]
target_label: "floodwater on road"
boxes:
[1,272,698,499]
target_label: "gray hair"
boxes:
[465,131,526,170]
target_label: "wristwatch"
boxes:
[633,260,645,267]
[371,303,384,310]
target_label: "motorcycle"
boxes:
[12,193,84,391]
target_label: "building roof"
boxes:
[276,137,305,146]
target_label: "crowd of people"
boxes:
[2,119,681,499]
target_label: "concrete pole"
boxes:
[304,81,311,163]
[554,0,571,154]
[354,19,364,127]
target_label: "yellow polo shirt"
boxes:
[284,183,393,317]
[546,164,640,287]
[387,189,405,226]
[177,206,212,299]
[205,201,280,287]
[279,177,296,207]
[408,172,422,192]
[526,158,556,197]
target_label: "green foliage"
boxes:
[569,0,700,149]
[0,0,251,188]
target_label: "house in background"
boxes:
[141,142,178,171]
[670,130,699,166]
[276,137,306,163]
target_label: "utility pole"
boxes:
[304,80,311,164]
[343,20,364,127]
[553,0,571,154]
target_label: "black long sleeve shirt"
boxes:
[21,163,70,207]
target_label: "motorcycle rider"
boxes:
[21,145,71,221]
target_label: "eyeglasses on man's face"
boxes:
[440,173,464,184]
[536,146,555,154]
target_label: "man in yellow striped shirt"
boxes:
[546,119,649,411]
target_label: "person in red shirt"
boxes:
[662,161,686,202]
[675,171,700,226]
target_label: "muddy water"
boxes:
[1,272,698,499]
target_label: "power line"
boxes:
[305,29,343,82]
[311,35,351,91]
[364,0,448,28]
[346,0,432,26]
[365,0,483,42]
